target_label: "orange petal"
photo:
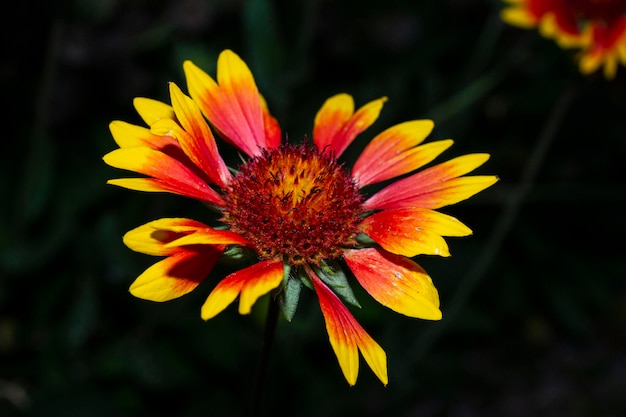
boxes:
[359,208,472,257]
[313,94,387,158]
[343,248,441,320]
[129,246,223,302]
[201,259,284,320]
[310,273,388,386]
[352,119,454,186]
[167,82,231,187]
[103,147,223,205]
[364,154,497,210]
[184,50,269,157]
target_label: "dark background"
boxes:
[2,0,626,416]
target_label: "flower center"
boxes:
[221,143,364,266]
[566,0,626,22]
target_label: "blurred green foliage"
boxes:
[2,0,626,416]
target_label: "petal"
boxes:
[578,20,626,80]
[365,154,497,210]
[109,120,204,178]
[129,246,223,302]
[165,228,249,247]
[370,176,499,211]
[260,94,282,149]
[184,50,269,157]
[109,121,179,149]
[500,7,539,28]
[166,82,231,187]
[359,208,472,257]
[579,46,603,75]
[538,12,582,44]
[500,0,571,31]
[313,94,387,158]
[103,147,224,205]
[123,218,214,256]
[352,119,454,186]
[359,139,454,186]
[201,259,284,320]
[343,248,442,320]
[603,55,618,80]
[106,178,219,204]
[310,273,388,386]
[133,97,175,126]
[313,93,353,151]
[500,11,535,29]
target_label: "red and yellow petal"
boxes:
[343,248,441,320]
[501,0,578,33]
[310,273,388,386]
[122,218,220,255]
[164,228,249,248]
[183,50,271,157]
[201,259,284,320]
[537,12,584,47]
[109,119,204,179]
[129,246,224,302]
[109,121,179,150]
[133,97,175,126]
[500,0,543,28]
[260,94,282,149]
[313,94,387,158]
[359,208,472,257]
[364,153,497,211]
[103,146,224,205]
[501,0,584,43]
[165,82,231,187]
[106,178,217,204]
[352,119,454,187]
[578,19,626,79]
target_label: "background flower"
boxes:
[501,0,626,78]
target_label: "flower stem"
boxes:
[249,295,280,417]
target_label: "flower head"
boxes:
[104,49,497,385]
[501,0,626,79]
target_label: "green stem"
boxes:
[249,296,280,417]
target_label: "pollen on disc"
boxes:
[221,144,364,266]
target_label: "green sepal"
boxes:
[314,260,361,308]
[354,233,376,246]
[220,245,255,263]
[298,267,314,291]
[277,265,301,322]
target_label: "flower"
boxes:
[501,0,626,79]
[103,49,497,385]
